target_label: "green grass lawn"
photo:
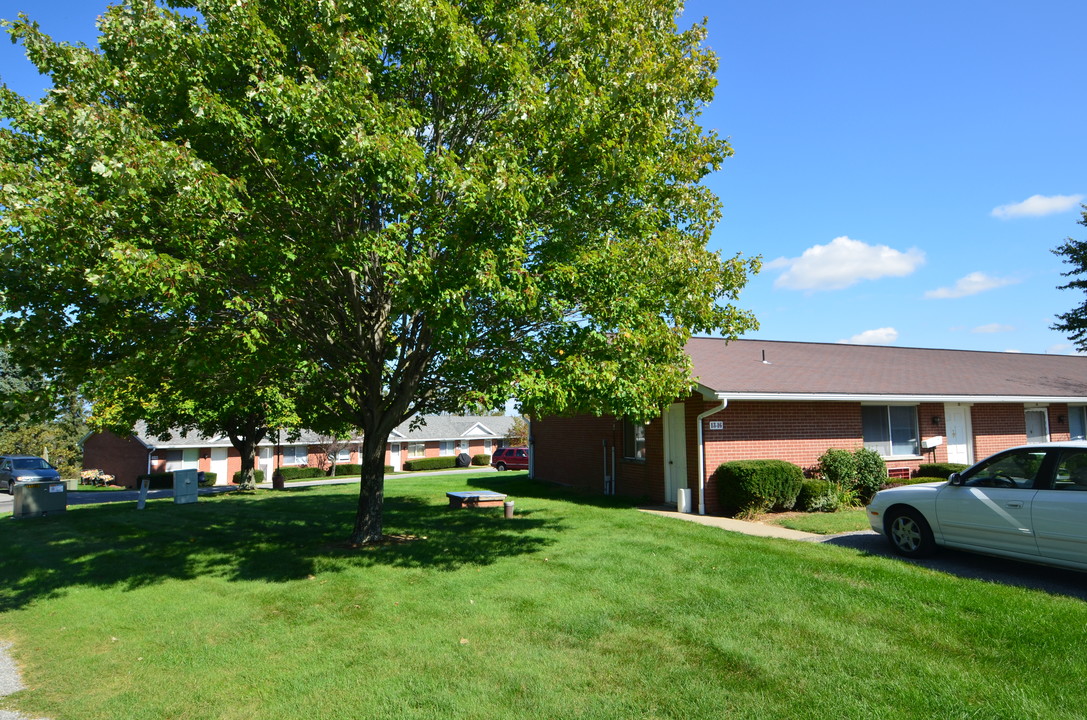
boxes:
[3,471,1087,719]
[763,508,872,534]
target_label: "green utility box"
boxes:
[173,469,199,505]
[12,480,67,519]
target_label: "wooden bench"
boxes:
[446,491,507,509]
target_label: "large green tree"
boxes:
[1053,205,1087,349]
[1,0,759,544]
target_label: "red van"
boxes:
[490,447,529,471]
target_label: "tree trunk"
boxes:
[236,438,258,490]
[349,431,388,545]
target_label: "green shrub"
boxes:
[817,448,855,486]
[796,478,841,512]
[136,472,174,490]
[403,456,458,472]
[277,466,325,481]
[894,476,947,487]
[330,463,362,476]
[198,472,217,487]
[472,454,491,466]
[715,460,804,518]
[917,463,968,479]
[853,447,887,503]
[232,469,265,484]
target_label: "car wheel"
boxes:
[886,507,935,558]
[496,462,507,472]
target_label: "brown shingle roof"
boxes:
[687,338,1087,400]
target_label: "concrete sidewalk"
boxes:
[638,506,861,542]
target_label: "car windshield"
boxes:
[12,458,51,470]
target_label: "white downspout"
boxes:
[696,399,727,516]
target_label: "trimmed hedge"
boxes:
[796,478,840,512]
[917,463,968,479]
[232,469,265,485]
[403,456,458,472]
[199,472,217,487]
[472,454,491,466]
[329,463,362,476]
[277,466,325,481]
[715,460,803,518]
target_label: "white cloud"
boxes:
[972,323,1015,334]
[991,193,1084,219]
[770,236,925,291]
[924,272,1018,299]
[839,327,899,345]
[1047,343,1087,356]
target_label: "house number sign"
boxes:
[708,421,724,430]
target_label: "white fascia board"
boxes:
[462,422,494,437]
[712,392,1087,404]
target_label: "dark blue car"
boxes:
[0,455,61,494]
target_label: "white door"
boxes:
[944,404,972,465]
[664,403,687,505]
[1025,409,1050,443]
[210,447,229,485]
[259,447,274,484]
[390,443,401,471]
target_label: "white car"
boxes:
[866,442,1087,572]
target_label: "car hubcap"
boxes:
[891,517,920,551]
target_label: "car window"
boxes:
[1053,450,1087,491]
[13,458,49,470]
[961,450,1047,489]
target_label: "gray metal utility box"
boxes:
[173,469,199,505]
[12,480,67,519]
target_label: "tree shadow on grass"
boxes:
[0,488,562,612]
[464,473,647,510]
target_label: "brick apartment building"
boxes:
[530,338,1087,515]
[83,415,519,487]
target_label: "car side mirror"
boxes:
[948,472,962,486]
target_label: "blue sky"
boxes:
[2,0,1086,354]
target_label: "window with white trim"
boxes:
[408,442,426,459]
[439,440,454,455]
[862,405,919,457]
[283,445,309,466]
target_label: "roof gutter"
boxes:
[696,399,727,516]
[708,391,1086,404]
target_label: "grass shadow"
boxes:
[0,485,562,613]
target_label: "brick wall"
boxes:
[82,431,150,488]
[531,414,662,501]
[518,399,1064,514]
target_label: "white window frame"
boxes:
[862,404,920,459]
[284,445,309,466]
[408,442,426,459]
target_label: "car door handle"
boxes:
[1006,502,1024,509]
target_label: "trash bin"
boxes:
[64,477,80,491]
[12,480,67,519]
[173,469,199,505]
